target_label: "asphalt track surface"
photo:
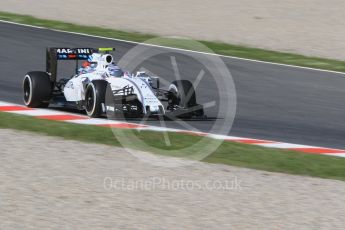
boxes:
[1,22,345,149]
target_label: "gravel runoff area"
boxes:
[0,129,345,229]
[1,0,345,60]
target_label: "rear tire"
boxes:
[85,80,108,118]
[23,71,52,108]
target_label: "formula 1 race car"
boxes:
[23,47,204,118]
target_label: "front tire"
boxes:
[168,80,204,118]
[23,71,52,108]
[85,80,108,118]
[169,80,197,108]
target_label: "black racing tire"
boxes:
[23,71,52,108]
[168,80,204,118]
[169,80,197,108]
[85,80,108,118]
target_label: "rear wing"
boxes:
[46,47,115,82]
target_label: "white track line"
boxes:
[0,101,17,106]
[1,19,345,76]
[66,118,121,125]
[327,153,345,157]
[8,109,69,116]
[209,134,255,140]
[137,126,180,132]
[258,143,315,149]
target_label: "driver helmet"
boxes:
[108,65,124,77]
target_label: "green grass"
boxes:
[1,111,345,181]
[1,11,345,72]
